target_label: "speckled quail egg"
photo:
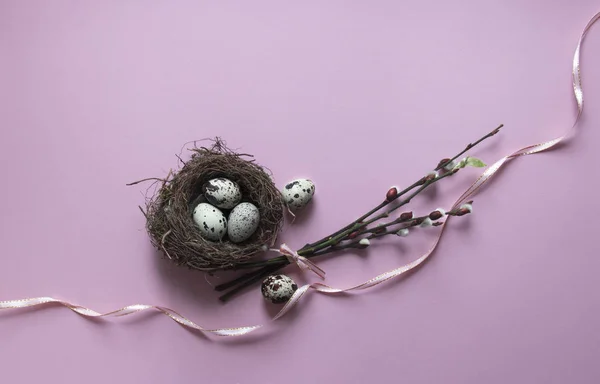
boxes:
[192,203,227,241]
[281,178,315,210]
[227,202,260,243]
[261,274,298,304]
[202,178,242,209]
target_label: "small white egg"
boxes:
[261,274,298,304]
[281,178,315,210]
[202,178,242,209]
[227,202,260,243]
[192,203,227,241]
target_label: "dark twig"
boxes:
[126,177,167,186]
[215,125,501,301]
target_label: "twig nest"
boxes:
[281,179,315,210]
[261,274,298,304]
[143,139,285,270]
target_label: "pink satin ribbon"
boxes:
[1,12,598,337]
[273,243,326,279]
[0,297,262,336]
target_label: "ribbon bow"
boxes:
[274,243,326,279]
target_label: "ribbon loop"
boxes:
[274,243,326,280]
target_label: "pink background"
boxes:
[1,1,599,383]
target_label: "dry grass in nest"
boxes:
[136,139,284,270]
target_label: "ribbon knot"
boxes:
[274,243,326,280]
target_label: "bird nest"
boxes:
[140,139,284,270]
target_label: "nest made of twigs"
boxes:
[140,139,284,270]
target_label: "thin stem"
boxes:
[214,125,501,301]
[214,262,286,291]
[386,169,458,215]
[303,125,501,251]
[214,270,260,292]
[224,256,288,270]
[125,177,166,186]
[303,186,418,249]
[297,222,363,256]
[435,124,503,171]
[355,215,422,237]
[299,171,457,257]
[219,206,468,299]
[311,208,463,256]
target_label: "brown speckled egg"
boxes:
[261,274,298,304]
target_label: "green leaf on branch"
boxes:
[465,157,486,168]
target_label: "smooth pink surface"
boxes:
[1,1,599,383]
